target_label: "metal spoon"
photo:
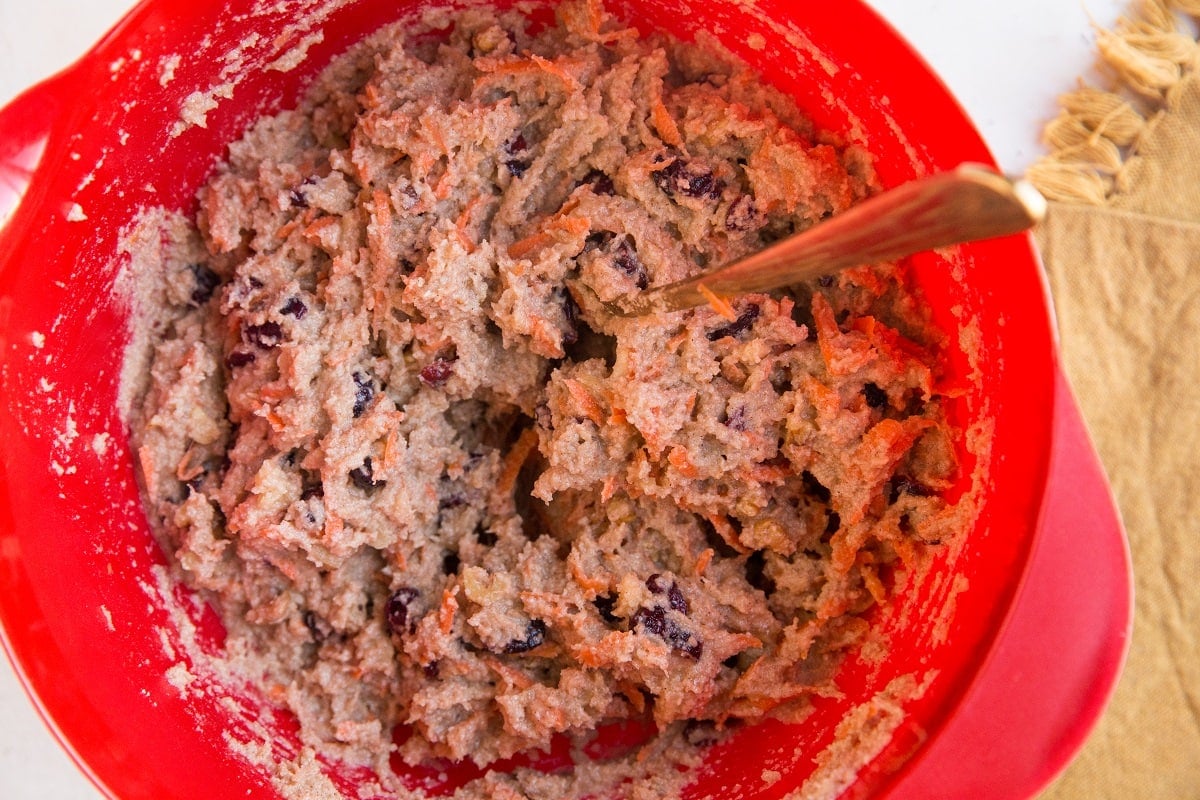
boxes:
[594,163,1046,318]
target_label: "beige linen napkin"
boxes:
[1027,1,1200,796]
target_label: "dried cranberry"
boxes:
[723,406,747,431]
[352,372,374,418]
[632,606,702,659]
[559,288,581,347]
[652,158,724,200]
[502,619,547,654]
[188,263,221,306]
[645,574,689,614]
[503,134,531,177]
[706,303,760,341]
[419,358,454,388]
[667,584,689,614]
[225,350,256,369]
[863,382,888,409]
[385,587,420,635]
[244,321,284,349]
[613,238,649,290]
[349,456,385,492]
[280,297,308,319]
[289,176,317,208]
[580,168,615,195]
[724,195,760,232]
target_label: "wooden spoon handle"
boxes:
[621,163,1046,316]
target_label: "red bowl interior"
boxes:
[0,1,1055,798]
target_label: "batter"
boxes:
[124,0,965,789]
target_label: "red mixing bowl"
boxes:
[0,1,1131,798]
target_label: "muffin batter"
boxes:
[124,0,966,788]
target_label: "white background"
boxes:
[0,1,1124,798]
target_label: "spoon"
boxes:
[595,163,1046,318]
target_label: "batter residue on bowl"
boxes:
[122,0,967,794]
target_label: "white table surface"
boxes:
[0,1,1124,798]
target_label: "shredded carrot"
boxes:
[391,547,408,572]
[694,548,715,577]
[274,215,304,240]
[265,410,286,432]
[860,562,888,605]
[174,448,204,483]
[747,461,791,483]
[697,282,738,321]
[438,585,458,635]
[811,291,875,375]
[667,446,700,479]
[576,643,604,668]
[665,329,690,351]
[858,417,936,468]
[563,378,606,425]
[569,560,609,595]
[303,216,339,248]
[275,556,301,582]
[367,190,392,271]
[554,214,591,237]
[507,231,555,259]
[477,55,581,91]
[455,195,483,253]
[890,537,917,568]
[817,592,850,621]
[507,216,590,259]
[706,514,750,554]
[851,314,928,363]
[483,656,536,691]
[496,427,540,497]
[257,383,290,402]
[600,474,618,503]
[382,425,402,472]
[324,509,344,541]
[433,170,454,200]
[362,83,381,110]
[651,97,683,148]
[585,0,603,35]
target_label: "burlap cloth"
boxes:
[1025,0,1200,796]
